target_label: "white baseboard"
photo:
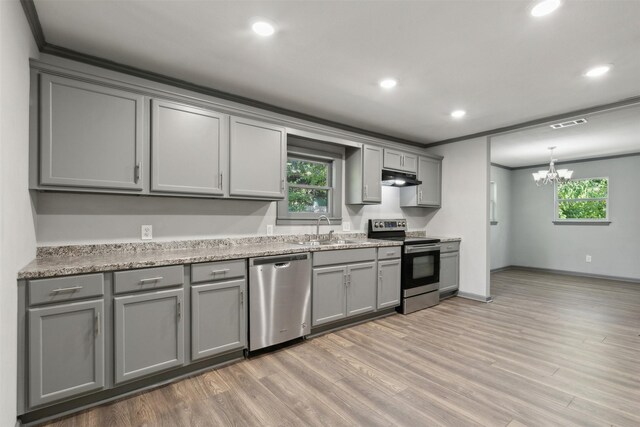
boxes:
[457,291,493,302]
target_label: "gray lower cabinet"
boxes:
[345,144,382,204]
[28,299,104,407]
[114,288,184,384]
[312,266,347,325]
[377,259,401,309]
[191,279,246,361]
[151,99,228,196]
[400,155,443,207]
[439,242,460,296]
[312,261,377,326]
[39,74,144,191]
[346,262,377,316]
[229,116,286,199]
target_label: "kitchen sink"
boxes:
[296,239,359,246]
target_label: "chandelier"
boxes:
[532,146,573,186]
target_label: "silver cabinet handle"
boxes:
[343,274,347,287]
[281,179,285,191]
[134,163,141,183]
[177,300,182,319]
[240,290,244,307]
[211,269,230,275]
[386,251,395,256]
[220,173,223,188]
[51,286,83,294]
[364,185,368,197]
[95,312,101,336]
[139,277,163,284]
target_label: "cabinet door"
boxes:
[229,116,286,199]
[191,279,246,361]
[28,300,104,407]
[362,145,382,203]
[383,148,403,171]
[40,74,144,190]
[418,157,442,207]
[114,289,184,384]
[151,100,227,196]
[403,153,418,173]
[439,251,460,294]
[312,266,347,326]
[378,259,401,309]
[346,262,377,317]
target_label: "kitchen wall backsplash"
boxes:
[35,186,433,245]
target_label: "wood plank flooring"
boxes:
[40,269,640,426]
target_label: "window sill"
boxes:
[553,220,611,226]
[276,217,343,226]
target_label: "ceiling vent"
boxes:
[550,118,588,129]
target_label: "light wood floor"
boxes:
[41,269,640,426]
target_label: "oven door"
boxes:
[402,244,440,292]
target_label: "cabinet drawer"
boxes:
[440,241,460,253]
[114,265,184,294]
[377,247,401,260]
[191,259,246,284]
[313,248,376,267]
[29,274,104,306]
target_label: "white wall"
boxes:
[489,165,512,270]
[426,137,491,300]
[35,182,430,245]
[0,1,39,425]
[510,155,640,280]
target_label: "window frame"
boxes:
[277,141,343,225]
[553,176,611,225]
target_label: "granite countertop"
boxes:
[428,236,462,243]
[18,237,402,279]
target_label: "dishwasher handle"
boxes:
[250,253,309,266]
[274,262,290,269]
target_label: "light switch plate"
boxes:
[266,225,274,236]
[342,222,351,232]
[141,225,153,240]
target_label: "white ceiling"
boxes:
[491,103,640,167]
[34,0,640,144]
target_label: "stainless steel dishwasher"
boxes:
[249,253,311,351]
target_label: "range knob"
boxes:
[375,222,382,228]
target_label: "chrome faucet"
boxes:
[316,215,331,241]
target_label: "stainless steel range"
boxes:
[368,219,440,314]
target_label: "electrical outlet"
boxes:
[266,225,274,236]
[586,255,592,263]
[141,225,153,240]
[342,221,351,232]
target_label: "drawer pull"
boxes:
[211,269,230,275]
[139,277,163,284]
[386,251,396,256]
[50,286,83,294]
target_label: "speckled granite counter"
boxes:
[427,236,462,243]
[19,236,403,279]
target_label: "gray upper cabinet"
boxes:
[312,265,347,326]
[28,300,104,407]
[345,262,377,317]
[39,74,144,191]
[229,116,286,199]
[114,288,184,384]
[377,258,401,309]
[383,149,417,173]
[191,279,246,361]
[400,156,443,207]
[151,99,228,196]
[345,145,382,204]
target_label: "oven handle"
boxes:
[404,244,441,254]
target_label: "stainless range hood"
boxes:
[381,170,422,187]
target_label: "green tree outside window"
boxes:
[556,178,608,220]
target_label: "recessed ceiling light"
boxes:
[451,110,466,119]
[584,64,612,78]
[252,21,275,37]
[530,0,561,17]
[379,79,397,89]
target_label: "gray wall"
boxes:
[489,165,512,270]
[35,186,431,245]
[509,155,640,280]
[0,1,39,425]
[427,137,490,300]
